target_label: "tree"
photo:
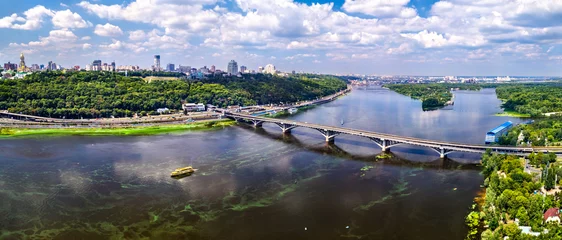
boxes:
[516,206,530,225]
[501,223,521,239]
[548,152,558,163]
[466,211,481,239]
[546,167,556,191]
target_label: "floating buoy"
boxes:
[346,226,350,229]
[453,188,458,191]
[304,227,307,231]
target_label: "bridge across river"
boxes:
[225,112,562,158]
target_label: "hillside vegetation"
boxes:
[495,83,562,117]
[0,71,346,119]
[385,83,481,110]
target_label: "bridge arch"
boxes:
[224,112,562,158]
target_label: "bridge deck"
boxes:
[226,112,562,155]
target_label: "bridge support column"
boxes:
[275,123,297,134]
[430,147,454,159]
[369,138,401,152]
[252,120,264,128]
[318,129,339,143]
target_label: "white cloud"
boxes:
[342,0,417,18]
[52,10,91,29]
[285,53,317,60]
[100,40,123,50]
[351,53,369,59]
[94,23,123,37]
[0,5,54,30]
[81,36,91,40]
[326,53,348,60]
[10,29,79,51]
[82,43,92,49]
[3,0,562,73]
[129,30,146,41]
[387,43,413,54]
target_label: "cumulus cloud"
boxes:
[0,5,54,30]
[52,10,91,29]
[94,23,123,37]
[343,0,417,18]
[4,0,562,72]
[129,30,146,41]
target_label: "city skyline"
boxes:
[2,0,562,76]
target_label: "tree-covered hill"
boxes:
[0,71,346,119]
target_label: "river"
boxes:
[0,87,523,239]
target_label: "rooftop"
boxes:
[544,208,559,221]
[487,121,513,134]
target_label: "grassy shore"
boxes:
[0,120,236,138]
[494,110,531,118]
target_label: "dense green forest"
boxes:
[495,83,562,117]
[385,83,481,110]
[466,151,562,240]
[0,71,346,119]
[499,118,562,146]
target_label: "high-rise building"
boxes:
[166,63,175,72]
[111,61,116,71]
[227,60,238,75]
[3,62,17,71]
[154,55,161,71]
[258,66,264,73]
[92,60,102,71]
[264,64,276,74]
[31,64,39,71]
[210,65,216,72]
[178,65,191,73]
[240,66,247,73]
[48,61,53,70]
[39,64,44,70]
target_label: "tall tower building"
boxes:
[227,60,238,75]
[240,66,247,73]
[154,55,161,71]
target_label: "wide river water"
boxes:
[0,87,523,239]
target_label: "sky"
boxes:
[1,0,562,76]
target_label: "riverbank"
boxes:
[494,110,531,118]
[0,119,235,138]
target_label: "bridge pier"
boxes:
[317,129,339,143]
[370,138,401,152]
[252,120,264,128]
[430,147,454,159]
[274,123,297,133]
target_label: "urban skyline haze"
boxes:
[1,0,562,76]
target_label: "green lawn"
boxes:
[0,120,235,138]
[494,110,531,118]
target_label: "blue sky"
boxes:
[2,0,562,76]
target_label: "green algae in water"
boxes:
[354,170,413,212]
